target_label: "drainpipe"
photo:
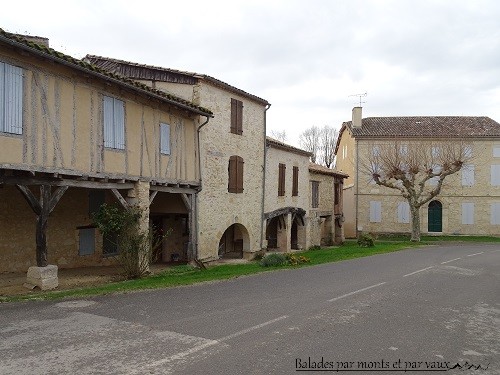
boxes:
[260,103,272,249]
[194,115,211,259]
[355,138,359,238]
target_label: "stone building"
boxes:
[85,55,270,260]
[264,137,347,251]
[335,107,500,238]
[0,30,213,276]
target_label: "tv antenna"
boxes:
[348,92,367,106]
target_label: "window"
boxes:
[462,164,475,186]
[370,201,382,222]
[228,155,244,193]
[491,203,500,225]
[311,181,320,208]
[493,145,500,158]
[78,227,96,256]
[0,61,23,135]
[464,145,473,158]
[278,163,286,196]
[292,166,299,196]
[160,123,170,155]
[103,232,119,256]
[462,203,474,225]
[429,164,441,186]
[103,95,125,149]
[400,145,408,156]
[492,165,500,186]
[372,145,380,157]
[397,202,410,223]
[342,145,347,159]
[370,163,380,184]
[431,147,440,158]
[230,98,243,135]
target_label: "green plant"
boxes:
[92,204,168,279]
[357,233,375,247]
[285,253,310,265]
[260,253,288,267]
[308,245,322,251]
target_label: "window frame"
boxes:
[160,122,171,155]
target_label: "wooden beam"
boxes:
[2,176,134,190]
[150,185,198,194]
[180,193,191,210]
[48,186,68,214]
[16,185,42,215]
[149,190,158,206]
[111,189,129,209]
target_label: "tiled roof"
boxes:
[0,28,213,117]
[266,137,312,157]
[309,163,348,178]
[344,116,500,138]
[85,55,270,106]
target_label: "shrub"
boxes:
[260,253,288,267]
[357,233,375,247]
[308,245,322,251]
[285,253,311,266]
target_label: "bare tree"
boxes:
[320,126,338,168]
[299,126,320,163]
[363,140,472,241]
[269,129,287,142]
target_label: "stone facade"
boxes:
[335,108,500,237]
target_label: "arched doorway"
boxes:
[428,200,442,232]
[218,223,250,259]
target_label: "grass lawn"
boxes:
[1,236,498,303]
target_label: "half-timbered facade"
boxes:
[0,30,213,274]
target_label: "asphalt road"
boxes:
[1,243,499,375]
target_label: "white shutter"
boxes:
[491,165,500,186]
[493,146,500,158]
[103,96,114,148]
[491,203,500,225]
[464,146,473,158]
[4,64,23,134]
[113,98,125,149]
[397,202,410,223]
[461,164,475,186]
[429,164,441,186]
[461,203,474,225]
[370,201,382,223]
[160,123,170,155]
[0,62,4,132]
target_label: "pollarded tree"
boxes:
[363,140,472,241]
[320,125,338,168]
[299,126,321,163]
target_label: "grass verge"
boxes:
[2,236,497,303]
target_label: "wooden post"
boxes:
[16,184,68,267]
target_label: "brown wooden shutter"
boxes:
[228,156,237,193]
[311,181,319,208]
[278,163,286,196]
[292,166,299,196]
[230,98,243,135]
[236,156,244,193]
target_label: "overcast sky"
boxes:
[2,0,499,146]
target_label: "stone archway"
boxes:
[218,223,250,259]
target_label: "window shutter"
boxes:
[311,181,319,208]
[493,146,500,158]
[230,98,243,135]
[461,164,474,186]
[103,96,114,148]
[292,166,299,196]
[114,98,125,149]
[370,201,382,222]
[160,123,171,155]
[491,203,500,225]
[397,202,410,223]
[237,156,244,193]
[228,156,237,193]
[491,165,500,186]
[79,228,96,256]
[0,62,4,132]
[3,64,23,134]
[462,203,474,225]
[278,163,286,196]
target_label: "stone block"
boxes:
[26,265,59,290]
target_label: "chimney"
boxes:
[352,107,362,128]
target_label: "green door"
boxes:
[428,200,442,232]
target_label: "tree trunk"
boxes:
[410,205,421,242]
